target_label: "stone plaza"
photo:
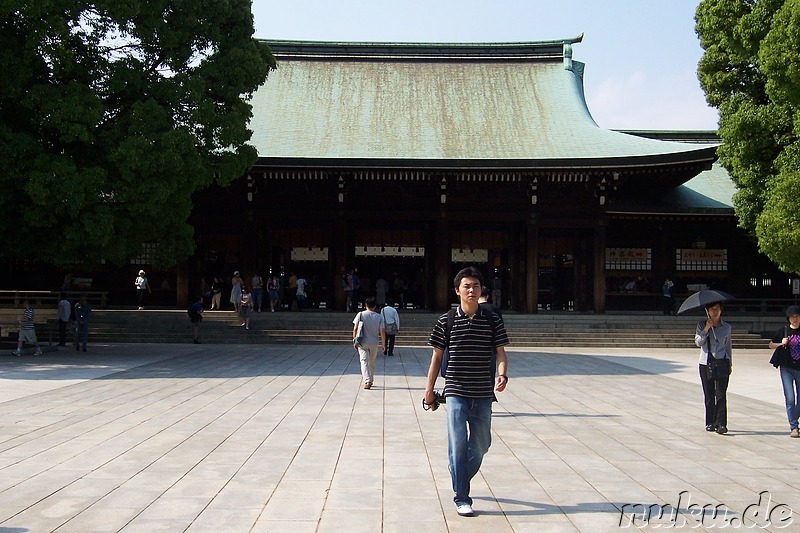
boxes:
[0,342,796,532]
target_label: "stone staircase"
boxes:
[13,309,778,349]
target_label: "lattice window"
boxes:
[131,242,157,265]
[605,248,651,270]
[676,249,727,271]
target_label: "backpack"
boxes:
[440,306,497,379]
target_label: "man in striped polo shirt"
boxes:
[13,299,43,356]
[425,266,509,517]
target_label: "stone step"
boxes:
[1,310,775,350]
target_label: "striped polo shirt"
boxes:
[428,306,509,400]
[21,308,35,330]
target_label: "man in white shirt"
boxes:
[380,304,400,356]
[57,293,71,346]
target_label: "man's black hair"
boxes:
[453,266,484,288]
[365,296,376,309]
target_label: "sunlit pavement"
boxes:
[0,343,796,532]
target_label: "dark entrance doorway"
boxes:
[537,230,595,311]
[353,254,426,309]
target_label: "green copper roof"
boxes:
[672,161,736,209]
[248,40,717,168]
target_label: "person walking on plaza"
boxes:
[352,297,385,389]
[239,286,252,329]
[188,295,204,344]
[696,302,732,434]
[57,293,71,346]
[74,294,91,352]
[13,300,43,356]
[380,303,400,356]
[230,271,243,313]
[424,266,509,517]
[135,270,151,310]
[769,305,800,438]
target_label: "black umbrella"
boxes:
[676,289,735,316]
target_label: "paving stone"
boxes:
[0,343,797,531]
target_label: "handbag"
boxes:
[770,326,790,368]
[705,335,730,380]
[381,308,398,335]
[707,357,730,380]
[353,312,364,347]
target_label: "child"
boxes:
[13,300,43,356]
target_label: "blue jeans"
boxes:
[780,366,800,430]
[75,322,89,350]
[446,396,493,506]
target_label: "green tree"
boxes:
[696,0,800,273]
[0,1,275,267]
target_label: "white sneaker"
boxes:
[456,504,474,517]
[11,350,21,357]
[34,349,43,356]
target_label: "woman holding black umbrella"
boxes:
[695,302,733,434]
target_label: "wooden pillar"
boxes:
[434,212,450,311]
[526,218,538,313]
[334,215,347,312]
[593,219,607,313]
[508,232,518,312]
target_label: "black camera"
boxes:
[422,390,446,411]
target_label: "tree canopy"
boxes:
[696,0,800,274]
[0,1,275,267]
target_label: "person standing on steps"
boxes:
[135,270,151,310]
[57,293,71,346]
[74,294,91,352]
[210,276,223,310]
[268,274,280,312]
[251,272,264,312]
[239,286,252,329]
[424,266,509,518]
[230,271,243,313]
[188,294,204,344]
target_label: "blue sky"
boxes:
[252,0,718,131]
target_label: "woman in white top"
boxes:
[230,271,243,313]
